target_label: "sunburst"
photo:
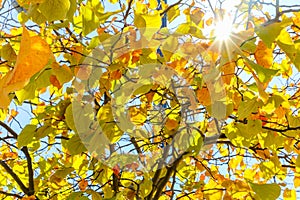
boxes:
[213,16,233,42]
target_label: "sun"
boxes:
[213,17,233,42]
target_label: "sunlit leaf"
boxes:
[249,182,281,200]
[17,124,36,148]
[0,27,52,108]
[39,0,70,22]
[255,18,292,47]
[254,41,273,68]
[67,134,87,155]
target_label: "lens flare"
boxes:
[213,17,233,42]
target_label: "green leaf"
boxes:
[65,104,76,131]
[140,174,152,198]
[86,189,102,200]
[35,68,52,89]
[133,84,153,96]
[246,59,279,83]
[17,124,36,148]
[26,4,47,24]
[39,0,71,22]
[67,134,87,155]
[1,43,17,62]
[255,18,292,48]
[237,98,259,119]
[276,30,300,71]
[67,192,89,200]
[53,167,74,178]
[52,65,73,85]
[36,125,54,139]
[249,182,281,200]
[15,82,36,103]
[67,0,77,20]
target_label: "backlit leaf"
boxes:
[255,18,292,47]
[39,0,70,22]
[17,124,36,148]
[0,27,52,108]
[246,59,278,83]
[67,134,87,155]
[249,182,281,200]
[254,41,273,68]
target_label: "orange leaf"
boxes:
[110,70,122,80]
[294,176,300,188]
[112,165,120,177]
[7,26,52,86]
[8,109,18,122]
[78,179,88,191]
[70,45,83,64]
[200,174,206,181]
[254,40,273,68]
[196,87,211,106]
[0,26,52,108]
[50,75,62,89]
[221,62,235,85]
[21,196,36,200]
[165,118,179,130]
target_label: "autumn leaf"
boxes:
[254,40,273,68]
[1,1,300,200]
[78,179,88,191]
[196,87,211,106]
[21,196,36,200]
[165,117,179,130]
[0,26,52,108]
[7,109,18,122]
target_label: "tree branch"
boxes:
[152,151,188,199]
[160,0,183,16]
[21,146,35,195]
[0,160,29,195]
[0,190,23,199]
[0,121,18,138]
[0,121,35,195]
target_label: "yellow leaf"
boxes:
[221,62,235,85]
[52,63,73,85]
[38,0,70,22]
[128,106,147,126]
[17,0,45,6]
[1,43,17,62]
[167,4,180,23]
[134,11,162,39]
[190,8,204,25]
[283,188,296,200]
[148,0,158,10]
[0,26,52,108]
[294,176,300,188]
[254,41,273,68]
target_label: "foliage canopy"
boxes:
[1,0,300,199]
